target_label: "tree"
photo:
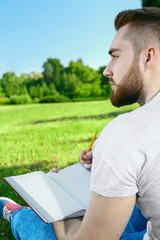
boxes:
[42,58,64,90]
[59,72,78,98]
[0,84,4,97]
[66,74,78,98]
[66,60,100,84]
[97,66,112,98]
[0,72,25,97]
[20,73,31,82]
[29,86,38,99]
[91,81,103,97]
[48,83,58,96]
[36,84,44,99]
[142,0,160,7]
[41,82,50,96]
[76,83,93,97]
[31,72,43,81]
[59,72,68,94]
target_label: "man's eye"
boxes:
[112,55,118,59]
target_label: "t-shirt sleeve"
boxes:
[91,115,145,197]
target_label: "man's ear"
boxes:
[144,47,157,70]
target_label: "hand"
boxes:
[49,167,59,173]
[80,149,92,169]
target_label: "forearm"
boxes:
[53,218,82,240]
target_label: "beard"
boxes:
[110,59,144,107]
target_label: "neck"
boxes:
[138,90,160,106]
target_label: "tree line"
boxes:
[1,0,158,105]
[0,58,111,104]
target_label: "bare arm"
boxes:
[53,192,136,240]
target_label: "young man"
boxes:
[53,7,160,240]
[1,7,160,239]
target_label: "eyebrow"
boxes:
[108,48,121,56]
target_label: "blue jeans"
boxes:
[11,205,147,240]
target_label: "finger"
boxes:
[83,151,92,160]
[80,150,92,161]
[79,149,88,161]
[83,159,92,164]
[80,152,92,164]
[83,163,92,169]
[49,168,59,173]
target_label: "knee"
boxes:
[11,209,24,231]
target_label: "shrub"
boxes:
[0,97,10,104]
[39,95,70,103]
[9,95,32,104]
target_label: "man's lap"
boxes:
[11,205,147,240]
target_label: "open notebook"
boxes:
[4,163,91,223]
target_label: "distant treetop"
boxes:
[142,0,160,8]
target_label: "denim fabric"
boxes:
[11,205,147,240]
[11,209,57,240]
[120,204,147,239]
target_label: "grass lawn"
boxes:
[0,100,138,239]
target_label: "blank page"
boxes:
[5,171,83,222]
[47,163,91,208]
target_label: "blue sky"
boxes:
[0,0,141,77]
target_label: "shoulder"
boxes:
[91,108,145,197]
[98,109,138,145]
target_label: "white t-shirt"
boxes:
[91,92,160,240]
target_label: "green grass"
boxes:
[0,100,138,239]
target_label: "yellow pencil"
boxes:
[83,132,98,162]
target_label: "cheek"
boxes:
[113,59,133,83]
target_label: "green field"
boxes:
[0,100,138,239]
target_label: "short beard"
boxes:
[110,58,143,107]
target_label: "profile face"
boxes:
[103,25,144,107]
[110,60,144,107]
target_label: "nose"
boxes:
[103,65,113,78]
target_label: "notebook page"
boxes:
[5,171,83,222]
[47,163,91,208]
